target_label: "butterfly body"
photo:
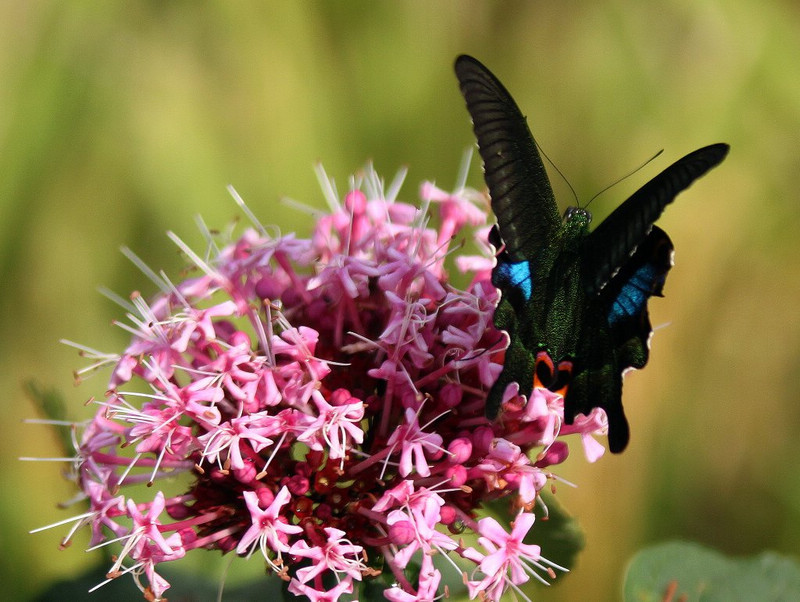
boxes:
[455,55,728,452]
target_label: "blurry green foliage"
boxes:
[624,541,800,601]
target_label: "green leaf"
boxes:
[530,492,585,577]
[624,541,800,601]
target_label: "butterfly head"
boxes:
[563,206,592,227]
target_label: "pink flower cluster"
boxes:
[55,164,607,600]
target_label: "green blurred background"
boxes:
[2,2,798,600]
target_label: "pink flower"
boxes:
[386,407,445,478]
[477,514,542,584]
[37,163,605,599]
[124,491,175,557]
[237,487,303,561]
[288,527,365,583]
[386,492,458,569]
[385,553,441,601]
[287,576,354,602]
[130,532,186,600]
[296,389,365,460]
[420,180,486,246]
[466,513,565,599]
[197,413,274,471]
[477,439,547,505]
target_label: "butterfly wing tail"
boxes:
[567,355,631,453]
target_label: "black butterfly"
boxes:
[455,55,728,453]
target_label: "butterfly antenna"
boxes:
[535,139,580,205]
[585,149,664,209]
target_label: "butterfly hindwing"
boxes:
[567,226,673,453]
[603,225,673,370]
[454,54,728,452]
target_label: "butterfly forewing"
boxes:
[584,144,729,295]
[454,55,561,261]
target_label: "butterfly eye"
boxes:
[564,206,592,227]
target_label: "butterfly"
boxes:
[454,55,728,453]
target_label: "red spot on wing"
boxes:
[533,351,573,397]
